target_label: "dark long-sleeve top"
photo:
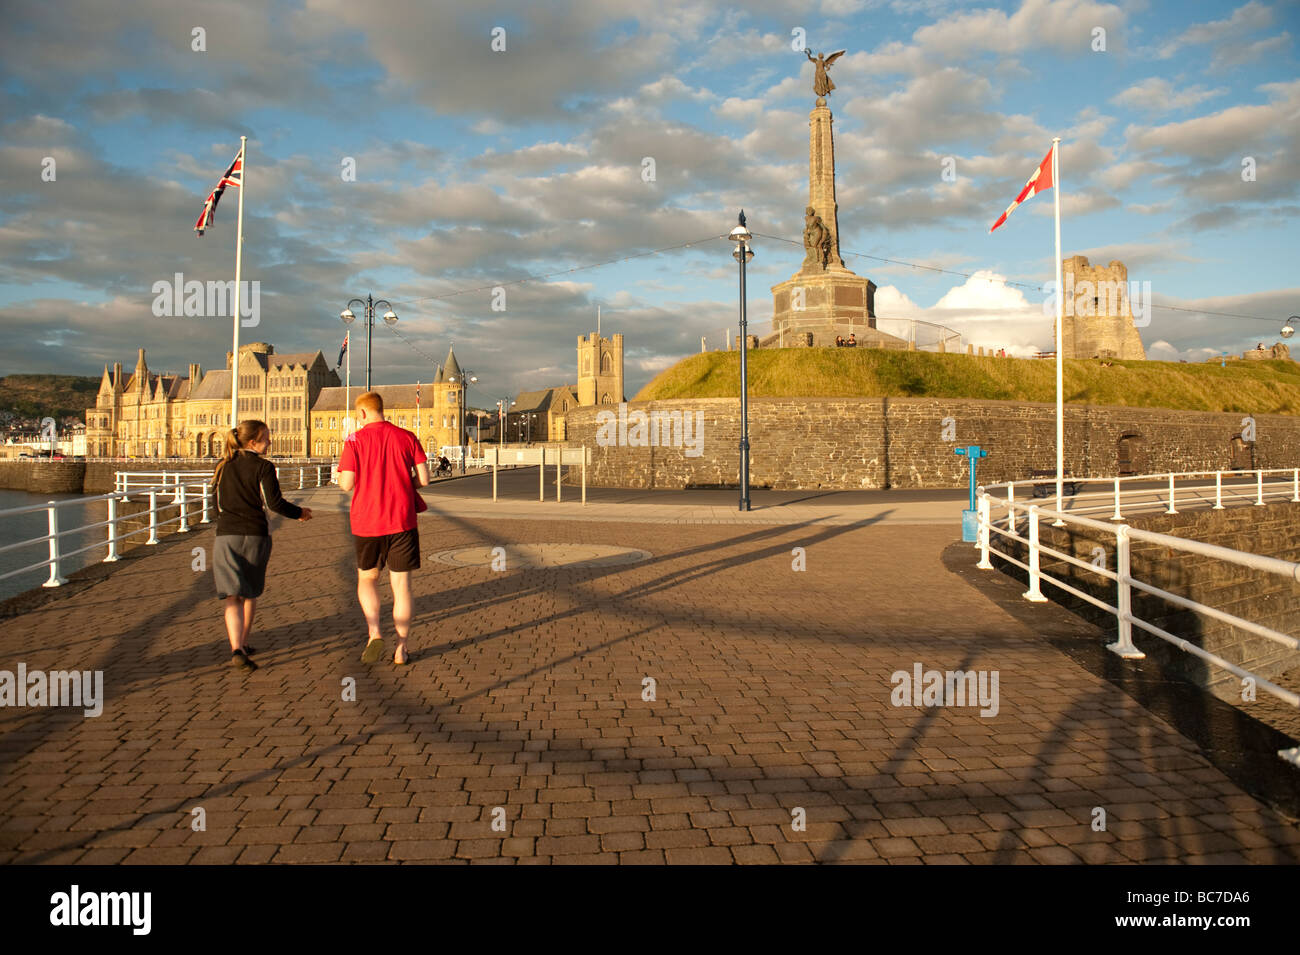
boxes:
[214,451,303,536]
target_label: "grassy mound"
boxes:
[633,350,1300,415]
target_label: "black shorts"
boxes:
[354,528,420,572]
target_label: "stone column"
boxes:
[809,103,846,271]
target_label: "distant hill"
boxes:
[0,374,100,422]
[635,350,1300,415]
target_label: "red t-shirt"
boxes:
[338,420,427,537]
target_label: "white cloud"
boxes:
[1110,78,1227,113]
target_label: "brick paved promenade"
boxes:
[1,480,1298,864]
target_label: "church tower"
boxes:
[577,333,623,406]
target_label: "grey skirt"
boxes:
[213,534,273,599]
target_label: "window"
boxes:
[601,393,612,404]
[398,416,405,426]
[330,417,336,429]
[601,352,612,373]
[315,417,322,429]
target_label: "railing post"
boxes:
[1213,470,1224,510]
[201,483,211,524]
[556,452,562,503]
[299,467,304,490]
[581,445,587,507]
[147,489,159,545]
[1165,472,1177,514]
[1022,505,1048,602]
[492,451,498,502]
[104,495,120,562]
[1256,469,1265,506]
[1006,484,1015,532]
[539,449,545,502]
[43,503,67,587]
[976,493,992,569]
[1106,523,1145,659]
[1293,468,1299,503]
[176,483,189,533]
[1111,477,1123,521]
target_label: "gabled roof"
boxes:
[190,370,232,401]
[268,351,325,371]
[512,385,577,414]
[311,385,428,414]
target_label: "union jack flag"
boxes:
[336,331,348,369]
[194,146,244,236]
[416,381,421,408]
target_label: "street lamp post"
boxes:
[730,211,754,512]
[340,295,397,392]
[446,370,478,473]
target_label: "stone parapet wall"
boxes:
[0,461,86,494]
[562,397,1300,490]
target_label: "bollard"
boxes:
[1022,506,1048,602]
[43,503,67,587]
[539,449,545,502]
[976,494,992,569]
[556,453,562,503]
[492,452,498,502]
[176,484,189,533]
[147,490,159,544]
[582,445,587,507]
[104,495,120,562]
[1106,524,1144,659]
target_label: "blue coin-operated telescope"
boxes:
[955,445,987,542]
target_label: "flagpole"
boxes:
[1050,137,1060,527]
[346,332,352,436]
[230,135,247,429]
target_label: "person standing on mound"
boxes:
[337,391,430,665]
[212,419,313,672]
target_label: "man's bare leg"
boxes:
[390,569,411,663]
[357,567,383,644]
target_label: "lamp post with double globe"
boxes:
[730,211,754,512]
[339,295,397,392]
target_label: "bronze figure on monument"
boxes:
[802,206,832,271]
[805,48,846,101]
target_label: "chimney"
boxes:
[113,362,123,389]
[189,363,201,384]
[226,351,233,370]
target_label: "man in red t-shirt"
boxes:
[338,392,429,665]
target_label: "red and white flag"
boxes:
[989,145,1054,233]
[194,146,244,236]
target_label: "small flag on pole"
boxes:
[989,145,1055,233]
[194,146,245,236]
[416,381,421,407]
[336,331,348,369]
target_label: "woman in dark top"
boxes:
[212,419,312,671]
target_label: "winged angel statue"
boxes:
[805,48,846,98]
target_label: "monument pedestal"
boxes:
[768,270,899,348]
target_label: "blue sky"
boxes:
[1,0,1297,403]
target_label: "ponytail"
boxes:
[212,419,268,487]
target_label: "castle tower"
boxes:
[577,333,623,406]
[1059,256,1146,360]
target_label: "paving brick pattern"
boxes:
[1,501,1298,864]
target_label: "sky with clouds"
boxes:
[1,0,1297,403]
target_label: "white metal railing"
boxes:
[0,465,334,591]
[978,468,1300,525]
[115,465,333,496]
[973,479,1300,767]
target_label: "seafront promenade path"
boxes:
[1,472,1297,864]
